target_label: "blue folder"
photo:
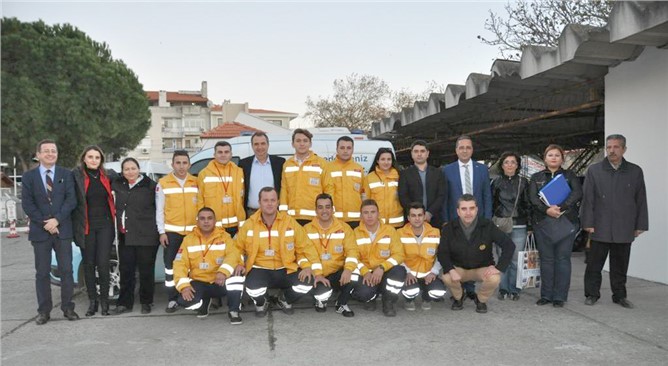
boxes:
[539,174,571,206]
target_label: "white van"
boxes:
[189,133,394,175]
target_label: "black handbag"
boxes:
[534,215,576,243]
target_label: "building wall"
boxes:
[605,46,668,284]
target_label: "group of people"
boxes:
[22,130,647,326]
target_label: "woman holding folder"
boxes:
[528,144,582,308]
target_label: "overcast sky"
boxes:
[4,1,508,127]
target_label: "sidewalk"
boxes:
[1,235,667,365]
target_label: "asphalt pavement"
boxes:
[1,234,667,365]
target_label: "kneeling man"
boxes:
[438,194,514,313]
[174,207,245,324]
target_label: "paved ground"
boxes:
[1,234,667,365]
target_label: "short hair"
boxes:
[172,150,190,162]
[337,136,354,148]
[36,139,56,152]
[215,141,231,151]
[198,206,216,218]
[360,199,379,211]
[606,134,626,148]
[258,186,277,200]
[456,135,472,147]
[315,193,333,206]
[292,128,313,142]
[410,140,428,151]
[496,151,522,175]
[121,157,140,171]
[408,202,425,213]
[251,132,269,144]
[543,144,564,158]
[78,145,105,169]
[457,194,477,208]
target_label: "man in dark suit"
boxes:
[21,139,79,324]
[441,135,492,300]
[398,140,447,228]
[441,135,492,222]
[238,132,285,217]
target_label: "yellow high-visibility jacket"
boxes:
[236,210,323,275]
[197,160,246,228]
[397,222,441,278]
[159,173,199,235]
[303,218,359,277]
[353,223,404,276]
[364,168,404,227]
[279,152,333,221]
[329,158,365,223]
[173,227,241,292]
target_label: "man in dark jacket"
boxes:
[238,132,285,216]
[581,134,648,309]
[437,194,515,313]
[398,140,447,228]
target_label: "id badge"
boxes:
[380,250,390,258]
[334,245,343,253]
[265,249,275,256]
[223,195,232,204]
[199,262,210,270]
[216,257,224,265]
[426,247,436,256]
[321,253,332,261]
[309,178,320,186]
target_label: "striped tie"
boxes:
[45,169,53,200]
[463,164,472,195]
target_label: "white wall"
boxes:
[605,46,668,284]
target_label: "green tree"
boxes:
[478,0,613,60]
[1,18,150,172]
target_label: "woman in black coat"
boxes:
[528,144,582,308]
[112,158,159,315]
[72,145,117,316]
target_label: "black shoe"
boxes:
[276,293,294,315]
[314,299,327,313]
[497,291,507,301]
[100,300,110,316]
[63,309,80,321]
[363,299,377,311]
[613,297,634,309]
[85,300,98,317]
[141,304,152,314]
[511,293,520,301]
[255,302,269,318]
[382,297,396,317]
[165,300,179,314]
[553,300,565,308]
[197,298,211,318]
[584,296,598,306]
[335,303,355,318]
[475,301,488,314]
[451,294,465,311]
[536,298,551,306]
[35,313,50,325]
[228,311,243,325]
[113,305,132,315]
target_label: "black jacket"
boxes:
[238,155,285,209]
[72,167,118,248]
[528,168,582,225]
[438,218,515,272]
[398,165,447,227]
[111,174,159,246]
[580,158,648,243]
[491,174,531,228]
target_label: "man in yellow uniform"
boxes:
[279,128,333,226]
[238,187,328,316]
[156,150,199,313]
[173,207,245,324]
[351,199,405,317]
[329,136,365,229]
[398,202,446,311]
[304,193,359,317]
[197,141,245,237]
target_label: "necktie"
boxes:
[45,169,53,200]
[463,164,472,194]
